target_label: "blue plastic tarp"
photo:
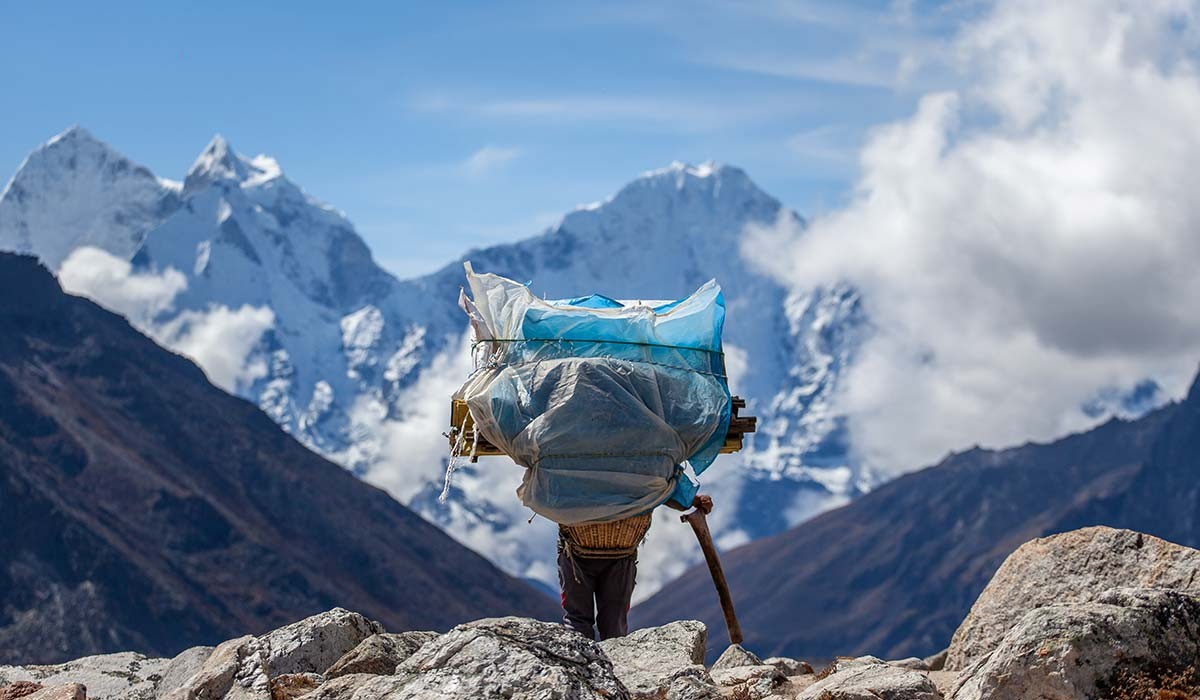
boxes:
[455,263,731,525]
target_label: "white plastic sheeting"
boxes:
[454,263,731,525]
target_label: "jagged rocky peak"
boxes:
[32,125,112,157]
[464,158,791,308]
[0,126,180,268]
[184,134,283,193]
[142,132,383,311]
[642,159,752,188]
[186,134,249,185]
[23,126,162,187]
[544,160,785,267]
[593,160,775,217]
[46,124,101,148]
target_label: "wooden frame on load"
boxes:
[446,397,756,462]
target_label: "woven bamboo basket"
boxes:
[562,513,653,550]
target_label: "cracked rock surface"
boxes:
[390,616,631,699]
[946,527,1200,671]
[796,656,941,700]
[323,631,437,679]
[952,587,1200,700]
[0,653,168,700]
[600,620,714,699]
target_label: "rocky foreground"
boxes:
[2,526,1199,700]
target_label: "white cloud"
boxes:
[58,246,187,323]
[747,0,1200,474]
[708,54,902,89]
[413,92,820,132]
[461,146,523,177]
[687,0,963,91]
[158,305,276,392]
[475,95,722,125]
[58,246,274,394]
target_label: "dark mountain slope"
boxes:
[1056,374,1200,544]
[633,387,1183,661]
[0,253,558,664]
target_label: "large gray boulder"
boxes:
[161,635,270,700]
[709,644,762,672]
[324,632,438,679]
[257,608,383,677]
[952,587,1200,700]
[162,609,382,699]
[706,643,788,700]
[388,617,630,699]
[155,647,213,699]
[599,621,716,699]
[796,656,941,700]
[946,527,1200,670]
[0,652,169,700]
[660,668,723,700]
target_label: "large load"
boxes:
[450,263,738,525]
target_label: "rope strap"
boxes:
[560,534,640,560]
[473,337,724,356]
[472,337,728,379]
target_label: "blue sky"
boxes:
[0,1,972,278]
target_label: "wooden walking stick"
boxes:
[681,504,744,645]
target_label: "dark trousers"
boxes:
[557,548,637,641]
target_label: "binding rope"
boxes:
[470,337,727,378]
[473,337,724,356]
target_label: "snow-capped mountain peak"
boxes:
[525,162,783,295]
[644,159,720,180]
[46,124,98,148]
[184,135,283,193]
[0,127,180,268]
[570,162,760,219]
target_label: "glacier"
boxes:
[0,127,869,598]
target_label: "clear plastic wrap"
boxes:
[454,263,731,525]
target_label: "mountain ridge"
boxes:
[0,251,558,665]
[632,371,1193,661]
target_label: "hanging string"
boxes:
[440,413,472,502]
